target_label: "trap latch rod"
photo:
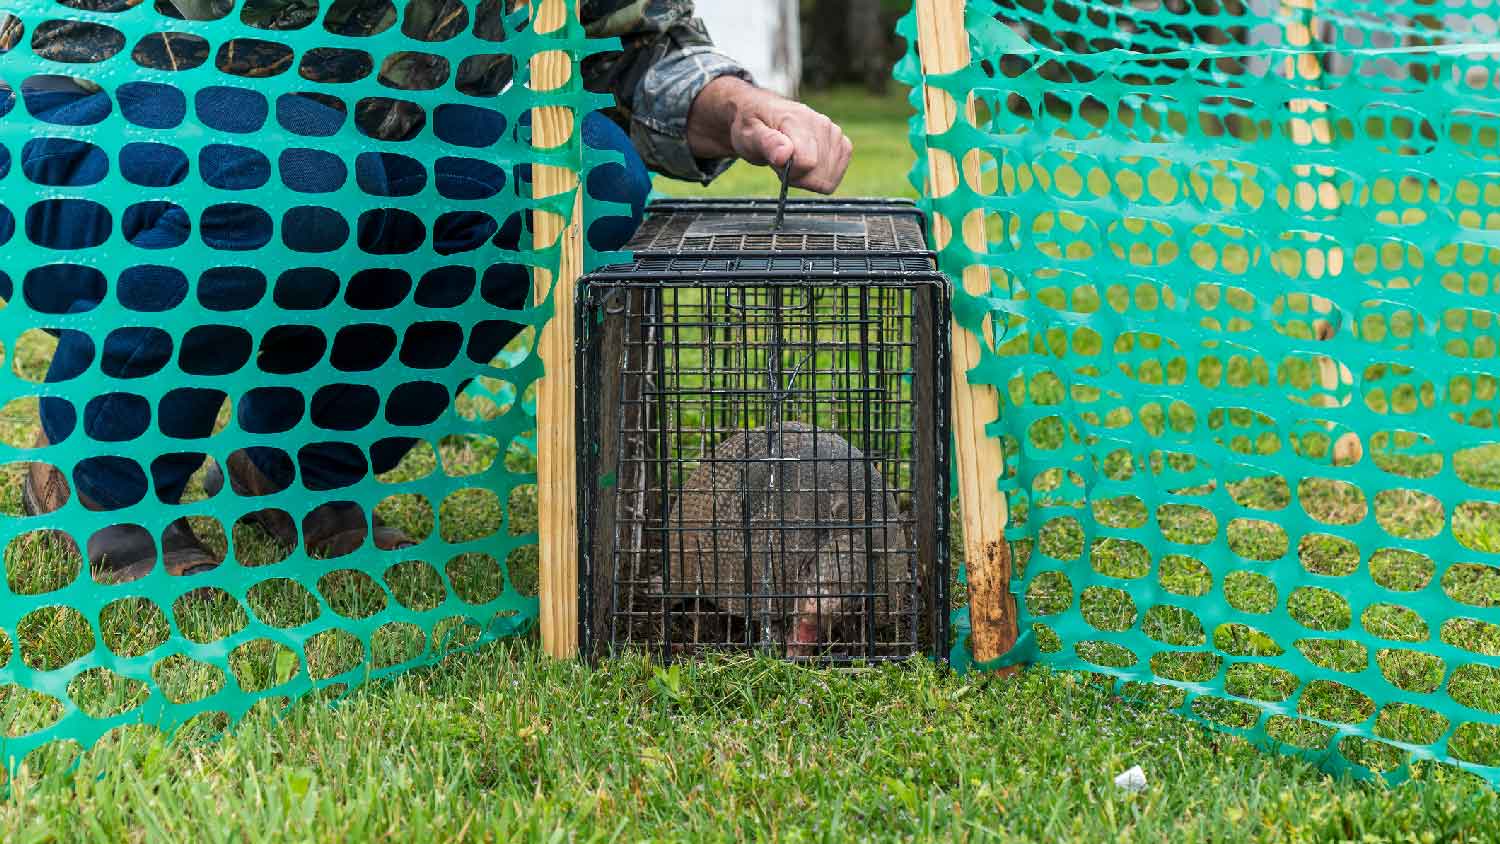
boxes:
[773,161,791,231]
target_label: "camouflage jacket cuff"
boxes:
[629,47,753,184]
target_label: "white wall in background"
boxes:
[693,0,801,98]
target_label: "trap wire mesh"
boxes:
[0,0,623,776]
[899,0,1500,783]
[577,201,951,664]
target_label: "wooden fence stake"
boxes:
[914,0,1019,667]
[1282,0,1362,466]
[532,0,583,658]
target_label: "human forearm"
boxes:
[582,6,752,183]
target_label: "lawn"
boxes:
[8,644,1500,843]
[3,86,1500,841]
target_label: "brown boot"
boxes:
[84,520,223,584]
[226,450,415,556]
[302,501,418,558]
[22,441,71,518]
[23,432,220,583]
[225,449,298,548]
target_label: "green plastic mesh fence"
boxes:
[0,0,618,778]
[899,0,1500,783]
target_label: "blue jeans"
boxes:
[28,84,648,510]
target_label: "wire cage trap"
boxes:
[576,199,951,664]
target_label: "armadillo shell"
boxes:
[661,422,909,632]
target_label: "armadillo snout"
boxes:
[784,594,851,657]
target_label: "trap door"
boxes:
[657,281,816,657]
[646,279,937,661]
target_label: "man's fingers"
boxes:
[731,95,853,194]
[819,122,852,194]
[790,119,851,195]
[737,116,795,168]
[765,131,796,170]
[832,133,854,190]
[778,115,823,183]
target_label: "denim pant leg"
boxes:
[191,94,354,494]
[27,84,219,509]
[46,96,649,498]
[42,311,231,511]
[362,111,650,478]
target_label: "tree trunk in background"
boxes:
[803,0,898,92]
[848,0,888,94]
[805,0,847,90]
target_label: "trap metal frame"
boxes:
[576,198,952,665]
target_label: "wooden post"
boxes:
[914,0,1018,667]
[531,0,583,658]
[1282,0,1362,465]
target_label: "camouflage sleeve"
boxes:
[582,0,753,184]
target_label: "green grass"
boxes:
[4,644,1500,843]
[4,85,1500,838]
[1008,287,1500,773]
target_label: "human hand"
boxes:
[687,76,854,194]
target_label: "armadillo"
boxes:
[662,422,907,656]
